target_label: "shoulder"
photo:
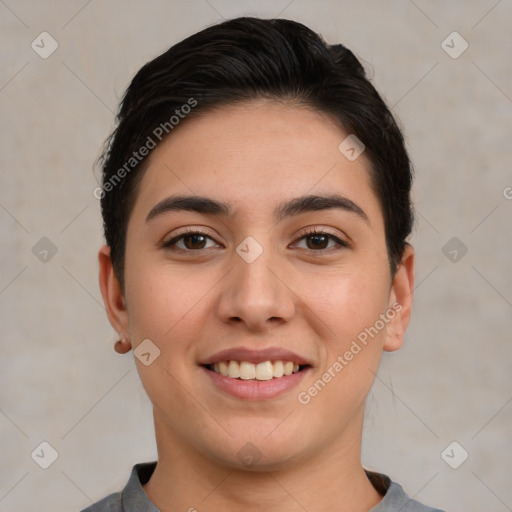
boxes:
[79,491,122,512]
[366,470,446,512]
[78,462,157,512]
[386,482,446,511]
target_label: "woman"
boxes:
[84,16,445,512]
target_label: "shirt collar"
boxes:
[121,462,159,512]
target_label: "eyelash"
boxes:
[162,227,350,254]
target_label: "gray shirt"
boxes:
[79,462,445,511]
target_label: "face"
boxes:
[99,99,414,471]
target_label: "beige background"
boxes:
[1,1,511,511]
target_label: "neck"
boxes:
[143,409,383,512]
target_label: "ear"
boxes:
[98,244,130,341]
[383,243,415,352]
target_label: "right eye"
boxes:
[162,229,222,252]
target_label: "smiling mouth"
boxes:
[203,360,310,381]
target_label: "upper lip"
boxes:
[200,347,312,366]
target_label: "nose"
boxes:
[216,241,296,332]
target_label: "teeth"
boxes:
[255,361,273,381]
[228,360,240,378]
[240,361,256,380]
[210,360,304,380]
[219,361,229,377]
[273,360,284,378]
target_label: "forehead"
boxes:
[129,99,383,230]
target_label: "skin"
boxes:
[98,99,415,512]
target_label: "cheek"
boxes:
[296,265,391,411]
[124,256,219,353]
[295,263,390,343]
[123,260,205,410]
[297,275,389,417]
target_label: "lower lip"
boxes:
[201,366,310,400]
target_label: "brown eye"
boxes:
[305,233,330,250]
[162,230,219,251]
[295,229,348,252]
[181,233,208,250]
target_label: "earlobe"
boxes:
[98,245,130,342]
[383,244,415,352]
[114,338,132,354]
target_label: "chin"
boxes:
[205,432,309,473]
[217,449,303,473]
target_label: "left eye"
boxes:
[294,231,346,250]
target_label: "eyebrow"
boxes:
[145,193,369,225]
